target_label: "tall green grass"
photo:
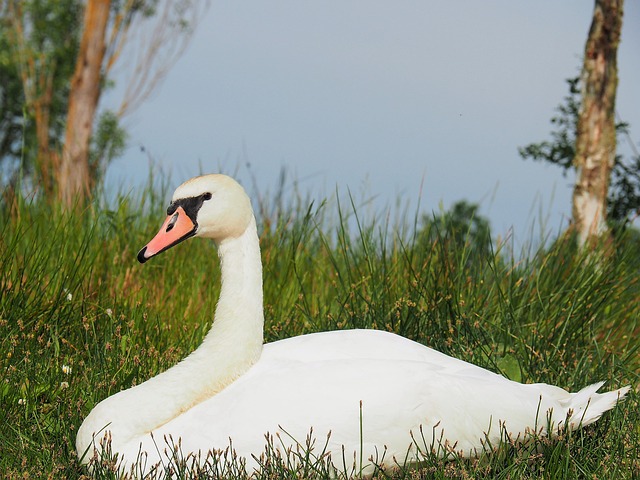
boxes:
[0,179,638,479]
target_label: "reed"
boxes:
[0,178,638,478]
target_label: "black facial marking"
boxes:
[166,192,212,222]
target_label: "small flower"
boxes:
[66,292,73,301]
[105,308,113,317]
[60,381,69,389]
[18,398,26,406]
[62,364,72,375]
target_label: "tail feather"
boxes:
[565,382,630,428]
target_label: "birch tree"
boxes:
[60,0,204,206]
[519,0,631,247]
[572,0,624,246]
[59,0,110,205]
[2,0,205,206]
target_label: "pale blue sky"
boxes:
[105,1,640,247]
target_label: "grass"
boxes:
[0,177,639,479]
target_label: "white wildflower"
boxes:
[18,398,26,406]
[62,364,72,375]
[60,381,69,389]
[66,292,73,301]
[106,308,113,317]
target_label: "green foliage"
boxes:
[0,31,25,172]
[609,145,640,224]
[0,180,638,478]
[519,76,640,224]
[519,77,580,172]
[0,0,82,185]
[417,200,493,264]
[89,110,128,187]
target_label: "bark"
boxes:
[59,0,110,206]
[33,80,56,196]
[572,0,624,246]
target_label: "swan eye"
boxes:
[203,192,212,201]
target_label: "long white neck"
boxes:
[174,214,265,398]
[77,216,264,453]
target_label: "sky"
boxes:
[103,1,640,249]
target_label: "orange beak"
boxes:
[137,206,197,263]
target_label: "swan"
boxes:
[76,173,629,476]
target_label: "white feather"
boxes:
[76,174,629,476]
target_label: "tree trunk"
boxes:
[33,81,56,196]
[59,0,110,207]
[572,0,623,246]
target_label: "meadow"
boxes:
[0,177,638,479]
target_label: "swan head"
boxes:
[137,174,253,263]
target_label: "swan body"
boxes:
[77,174,629,476]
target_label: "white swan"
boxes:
[77,174,629,476]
